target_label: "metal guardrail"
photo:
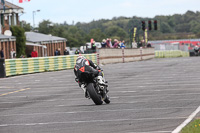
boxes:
[4,54,97,77]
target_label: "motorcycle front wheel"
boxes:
[87,83,103,105]
[104,95,110,104]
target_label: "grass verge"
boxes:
[181,119,200,133]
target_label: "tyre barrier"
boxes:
[4,54,97,77]
[155,50,189,58]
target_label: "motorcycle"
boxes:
[194,46,200,56]
[78,70,110,105]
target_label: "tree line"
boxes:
[22,10,200,48]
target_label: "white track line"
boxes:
[128,131,171,133]
[172,106,200,133]
[0,117,186,127]
[0,106,196,117]
[0,97,200,104]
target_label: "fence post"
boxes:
[0,59,6,78]
[96,48,100,65]
[122,47,125,63]
[140,47,143,60]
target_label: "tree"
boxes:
[105,26,128,40]
[160,22,174,33]
[88,28,106,42]
[11,26,26,58]
[21,21,31,31]
[38,20,52,34]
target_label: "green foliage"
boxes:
[38,20,52,34]
[33,10,200,48]
[88,28,106,42]
[21,21,31,31]
[11,26,26,58]
[105,26,128,40]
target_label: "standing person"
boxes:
[109,38,113,48]
[113,39,119,48]
[58,48,61,55]
[101,39,106,48]
[64,48,69,55]
[55,49,60,56]
[75,49,79,55]
[106,38,112,48]
[0,48,4,59]
[120,40,125,48]
[10,48,16,59]
[91,41,96,53]
[31,48,38,57]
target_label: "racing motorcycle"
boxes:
[194,46,200,56]
[78,70,110,105]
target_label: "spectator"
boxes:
[106,38,113,48]
[10,48,16,59]
[55,49,60,56]
[113,39,119,48]
[138,41,142,48]
[0,48,4,59]
[64,48,69,55]
[120,40,125,48]
[109,38,113,48]
[147,43,152,48]
[101,39,106,48]
[91,41,96,53]
[75,49,79,54]
[132,42,137,48]
[31,48,38,57]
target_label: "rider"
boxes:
[74,55,102,97]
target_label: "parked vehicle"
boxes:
[86,42,102,49]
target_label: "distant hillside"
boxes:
[30,10,200,47]
[76,10,200,39]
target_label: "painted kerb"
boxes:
[5,54,97,77]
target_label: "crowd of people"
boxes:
[101,38,126,48]
[0,48,16,59]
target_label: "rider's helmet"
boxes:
[194,45,199,50]
[77,54,85,60]
[76,54,89,65]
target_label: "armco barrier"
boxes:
[4,54,97,77]
[155,50,189,58]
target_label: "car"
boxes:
[86,42,102,49]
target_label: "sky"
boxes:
[6,0,200,26]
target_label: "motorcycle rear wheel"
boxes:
[87,83,103,105]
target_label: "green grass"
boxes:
[181,119,200,133]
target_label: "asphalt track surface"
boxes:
[0,57,200,133]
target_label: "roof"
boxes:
[0,34,15,39]
[0,1,23,10]
[26,42,47,48]
[25,32,67,43]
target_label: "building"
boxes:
[0,1,24,34]
[0,34,16,59]
[25,32,67,57]
[0,1,23,59]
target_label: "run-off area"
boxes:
[0,57,200,133]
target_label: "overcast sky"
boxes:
[6,0,200,26]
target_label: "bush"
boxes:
[11,26,26,58]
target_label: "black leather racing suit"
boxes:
[74,57,99,84]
